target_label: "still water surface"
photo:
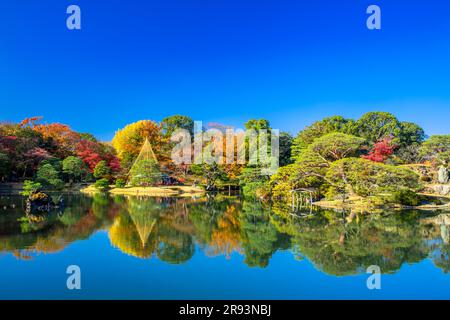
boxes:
[1,193,450,299]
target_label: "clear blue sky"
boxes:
[2,0,450,141]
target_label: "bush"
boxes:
[115,179,126,188]
[93,160,111,179]
[21,180,42,196]
[36,163,64,190]
[325,158,420,198]
[62,156,85,182]
[129,159,162,187]
[391,189,422,206]
[95,178,110,190]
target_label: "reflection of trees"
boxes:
[156,227,194,264]
[272,209,429,276]
[432,243,450,273]
[188,197,242,258]
[3,192,450,274]
[149,197,290,267]
[421,214,450,273]
[240,202,291,267]
[108,196,195,263]
[0,194,116,258]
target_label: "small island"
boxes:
[80,185,205,197]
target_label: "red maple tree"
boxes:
[76,140,121,172]
[362,137,396,163]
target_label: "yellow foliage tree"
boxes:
[112,120,166,168]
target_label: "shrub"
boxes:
[95,178,110,190]
[129,159,162,187]
[62,156,85,182]
[391,189,422,206]
[36,164,64,190]
[93,160,111,179]
[21,180,42,196]
[115,179,126,188]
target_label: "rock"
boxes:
[438,166,449,184]
[26,191,58,213]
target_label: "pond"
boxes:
[0,193,450,299]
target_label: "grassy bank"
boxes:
[80,184,205,197]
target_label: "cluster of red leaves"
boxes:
[76,140,120,172]
[23,147,52,170]
[362,137,396,163]
[24,147,52,160]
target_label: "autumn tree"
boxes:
[112,120,166,170]
[362,137,396,163]
[23,147,52,173]
[0,123,47,178]
[32,123,81,158]
[76,140,103,171]
[76,139,120,173]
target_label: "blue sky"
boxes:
[2,0,450,140]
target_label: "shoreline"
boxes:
[80,185,206,197]
[312,194,450,212]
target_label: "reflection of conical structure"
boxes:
[108,197,163,258]
[109,215,154,258]
[129,209,157,247]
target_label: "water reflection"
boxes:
[1,194,450,275]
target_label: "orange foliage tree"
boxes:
[20,117,81,158]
